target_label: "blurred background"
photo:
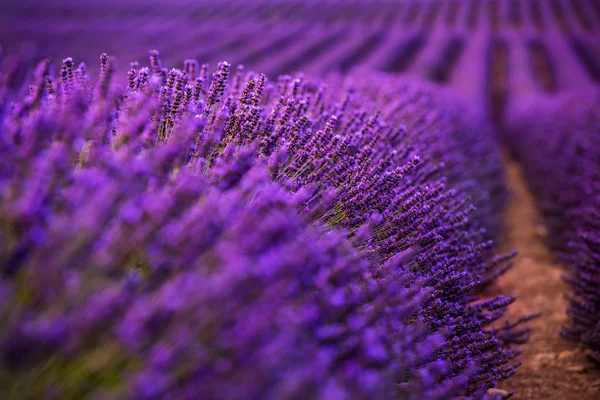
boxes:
[1,0,598,126]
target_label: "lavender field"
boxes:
[0,1,599,399]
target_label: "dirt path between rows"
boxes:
[492,158,600,399]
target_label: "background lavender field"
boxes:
[1,1,599,399]
[2,0,599,122]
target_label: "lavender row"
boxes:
[346,72,507,243]
[5,0,600,30]
[506,93,600,360]
[3,0,599,117]
[0,50,525,398]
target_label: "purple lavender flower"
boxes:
[0,50,524,399]
[346,72,508,246]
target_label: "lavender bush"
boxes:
[507,93,600,360]
[346,72,507,244]
[0,50,527,398]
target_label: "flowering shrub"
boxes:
[0,51,526,398]
[507,93,600,361]
[346,73,507,243]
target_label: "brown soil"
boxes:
[492,158,600,399]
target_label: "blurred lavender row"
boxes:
[1,0,599,124]
[506,92,600,362]
[0,45,529,398]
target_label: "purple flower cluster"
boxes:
[507,92,600,360]
[0,51,525,398]
[346,73,507,244]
